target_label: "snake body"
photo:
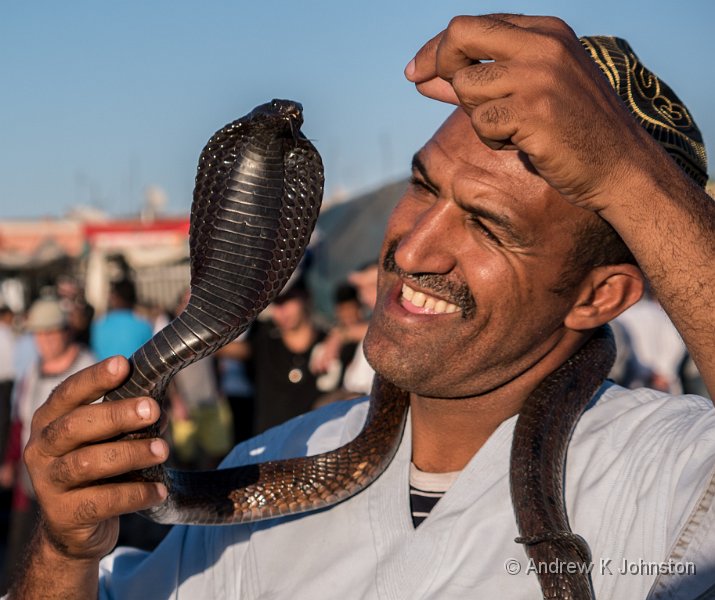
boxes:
[104,99,410,525]
[511,326,615,599]
[105,99,613,599]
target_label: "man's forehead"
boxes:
[416,109,544,190]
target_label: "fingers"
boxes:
[413,78,459,105]
[46,437,168,489]
[38,396,162,457]
[405,14,574,104]
[407,15,525,85]
[468,98,520,151]
[45,481,167,531]
[406,29,444,84]
[36,357,130,427]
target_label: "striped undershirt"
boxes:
[409,463,460,528]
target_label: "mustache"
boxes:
[382,239,476,318]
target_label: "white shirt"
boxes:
[99,383,715,599]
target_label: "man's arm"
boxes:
[9,357,168,599]
[405,14,714,397]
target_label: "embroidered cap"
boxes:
[580,36,708,187]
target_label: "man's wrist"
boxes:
[8,523,101,599]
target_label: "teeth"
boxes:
[401,283,460,315]
[412,292,426,307]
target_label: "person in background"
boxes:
[607,320,657,390]
[90,279,152,361]
[0,298,94,593]
[216,332,255,445]
[331,282,364,386]
[680,352,711,399]
[56,276,95,347]
[236,278,331,434]
[0,307,15,464]
[614,287,687,393]
[311,262,379,401]
[165,289,232,469]
[340,261,379,394]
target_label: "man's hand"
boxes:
[23,356,169,561]
[405,14,715,399]
[404,14,655,213]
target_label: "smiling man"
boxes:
[9,15,715,600]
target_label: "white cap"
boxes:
[26,298,67,332]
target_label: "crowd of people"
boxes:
[0,263,381,592]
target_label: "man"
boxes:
[216,278,331,434]
[312,262,379,396]
[247,279,330,433]
[0,298,95,592]
[9,15,715,600]
[0,306,16,463]
[90,279,153,361]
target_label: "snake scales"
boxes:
[104,99,613,599]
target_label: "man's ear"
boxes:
[564,264,644,331]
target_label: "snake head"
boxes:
[247,99,304,139]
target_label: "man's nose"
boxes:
[393,201,460,275]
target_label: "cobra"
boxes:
[104,99,613,600]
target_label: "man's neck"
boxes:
[410,330,589,473]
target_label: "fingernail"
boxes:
[155,483,168,500]
[107,357,120,375]
[404,58,416,79]
[136,399,152,420]
[150,439,165,457]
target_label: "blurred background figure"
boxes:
[91,278,152,360]
[0,306,16,465]
[56,275,95,347]
[0,305,16,581]
[679,352,710,399]
[0,297,95,593]
[312,261,378,404]
[228,278,332,435]
[331,282,365,385]
[341,260,378,395]
[165,289,233,470]
[614,288,687,393]
[608,320,657,390]
[216,332,255,445]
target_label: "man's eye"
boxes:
[409,175,435,195]
[468,216,499,243]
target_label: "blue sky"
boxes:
[1,0,713,219]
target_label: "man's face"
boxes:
[348,265,378,310]
[34,328,70,363]
[335,300,362,328]
[271,296,308,332]
[363,110,592,399]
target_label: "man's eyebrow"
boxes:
[411,153,439,193]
